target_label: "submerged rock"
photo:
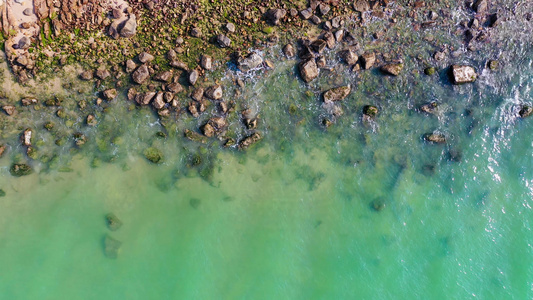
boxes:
[323,86,351,104]
[104,235,122,259]
[370,197,386,211]
[420,102,438,114]
[237,52,263,72]
[451,65,476,84]
[239,132,262,150]
[363,105,379,119]
[10,163,33,177]
[381,63,404,76]
[299,59,319,83]
[205,85,223,100]
[0,189,5,197]
[143,147,163,164]
[519,106,532,118]
[424,133,447,144]
[106,213,123,231]
[184,129,208,144]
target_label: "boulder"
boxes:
[202,123,215,137]
[188,70,199,85]
[136,92,156,105]
[3,105,16,116]
[318,3,331,16]
[106,213,123,231]
[237,52,263,72]
[104,235,121,259]
[22,129,32,146]
[143,147,163,163]
[125,59,137,73]
[138,52,154,63]
[519,106,532,118]
[216,34,231,48]
[154,70,173,82]
[200,55,212,70]
[10,163,33,177]
[95,69,111,80]
[360,53,376,69]
[152,92,166,110]
[167,82,183,93]
[265,9,286,25]
[132,65,150,84]
[425,133,446,144]
[120,15,137,38]
[310,39,327,54]
[339,50,358,65]
[381,63,404,76]
[205,85,223,100]
[283,44,295,57]
[299,59,319,83]
[300,8,313,20]
[323,86,351,104]
[239,132,262,150]
[451,65,476,84]
[103,89,118,101]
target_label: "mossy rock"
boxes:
[10,163,33,177]
[144,147,163,164]
[105,213,123,231]
[424,67,436,75]
[0,189,5,197]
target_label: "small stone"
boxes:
[23,8,32,16]
[434,51,446,61]
[200,55,213,70]
[488,60,499,70]
[125,59,137,73]
[138,52,154,63]
[225,22,236,33]
[381,63,404,76]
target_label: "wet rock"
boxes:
[424,67,437,75]
[519,106,532,118]
[225,22,236,33]
[87,115,97,126]
[3,105,16,116]
[127,88,138,101]
[299,59,319,83]
[420,102,438,114]
[80,70,94,80]
[323,86,351,104]
[136,92,155,105]
[191,88,204,101]
[205,85,223,100]
[144,147,163,164]
[237,52,263,72]
[434,51,446,61]
[360,53,376,69]
[339,49,358,65]
[363,105,379,119]
[95,69,111,80]
[451,65,477,84]
[265,8,286,25]
[488,60,498,70]
[424,133,447,144]
[154,70,173,82]
[104,235,121,259]
[300,8,313,20]
[20,98,37,106]
[238,132,262,150]
[316,56,326,68]
[381,63,404,76]
[188,102,200,118]
[138,52,154,63]
[200,55,213,70]
[10,163,32,177]
[202,123,215,137]
[184,129,208,144]
[103,89,118,101]
[125,59,137,73]
[0,189,5,197]
[132,65,150,84]
[298,47,315,60]
[190,27,202,38]
[323,32,336,48]
[216,34,231,48]
[22,129,32,146]
[283,44,295,57]
[188,70,199,85]
[152,92,166,110]
[310,39,327,54]
[74,133,87,147]
[120,15,137,38]
[473,0,488,13]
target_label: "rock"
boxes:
[318,3,331,16]
[209,117,227,130]
[200,55,213,70]
[239,132,262,150]
[22,129,32,146]
[74,133,87,147]
[363,105,379,119]
[310,39,327,54]
[237,52,263,72]
[473,0,488,13]
[425,133,446,144]
[202,123,215,137]
[169,60,188,70]
[103,89,118,101]
[0,189,5,197]
[104,235,121,259]
[381,63,404,76]
[188,102,200,117]
[331,16,343,28]
[424,67,437,75]
[167,82,183,93]
[132,65,150,84]
[154,71,173,82]
[184,129,208,144]
[370,197,386,211]
[265,9,286,25]
[191,88,204,101]
[152,92,166,110]
[3,105,16,116]
[125,59,137,73]
[23,8,32,16]
[216,34,231,48]
[191,27,202,38]
[311,15,321,24]
[95,69,111,80]
[316,56,326,68]
[120,15,137,38]
[300,8,313,20]
[334,29,344,42]
[298,47,315,60]
[127,88,138,101]
[205,85,223,100]
[299,59,319,83]
[519,106,532,118]
[420,102,438,114]
[488,60,498,70]
[354,0,371,12]
[136,92,156,105]
[360,53,376,69]
[188,70,199,85]
[10,163,33,177]
[138,52,154,63]
[434,51,446,61]
[338,49,358,65]
[323,32,336,49]
[323,86,351,104]
[80,70,94,80]
[0,145,5,158]
[21,98,37,106]
[451,65,477,84]
[87,114,97,126]
[225,22,236,32]
[144,147,163,164]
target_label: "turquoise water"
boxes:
[2,20,533,300]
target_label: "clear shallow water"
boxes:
[1,29,533,300]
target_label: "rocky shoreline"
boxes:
[0,0,532,176]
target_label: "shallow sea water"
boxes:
[1,23,533,300]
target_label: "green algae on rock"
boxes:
[143,147,163,164]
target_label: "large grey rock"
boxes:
[323,86,351,104]
[216,34,231,48]
[265,9,286,25]
[138,52,154,63]
[237,52,263,72]
[205,85,223,100]
[200,55,212,70]
[132,65,150,84]
[120,15,137,38]
[451,65,477,84]
[299,59,319,83]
